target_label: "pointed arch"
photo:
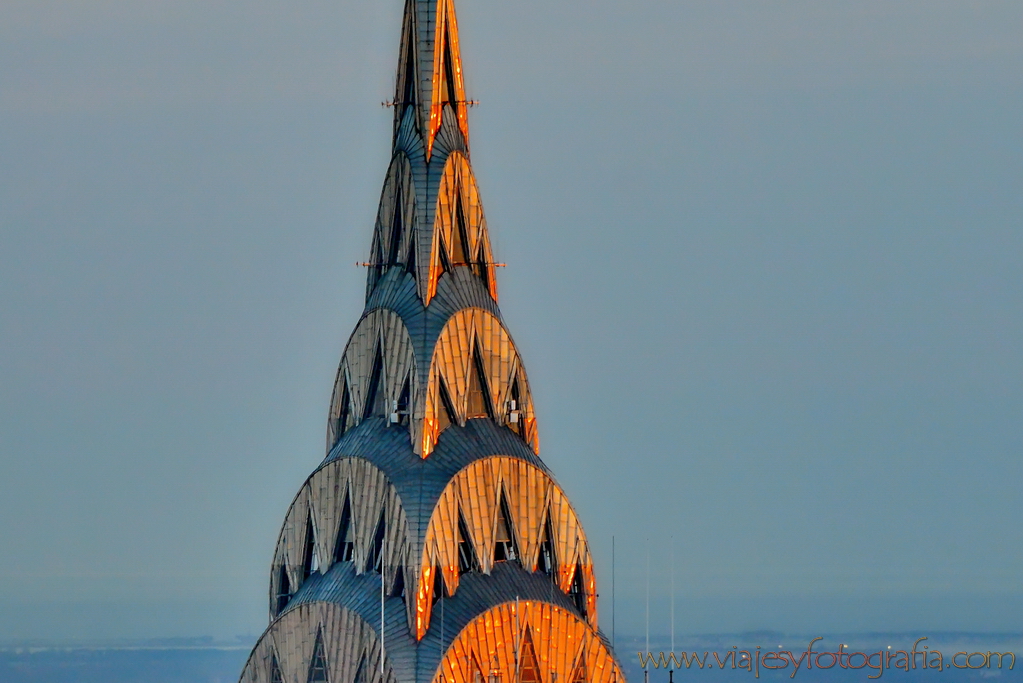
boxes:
[367,153,416,298]
[425,152,497,304]
[431,602,624,683]
[302,510,319,580]
[493,488,518,563]
[415,456,596,639]
[422,308,537,457]
[333,489,354,564]
[518,630,542,683]
[457,507,480,575]
[307,628,329,683]
[327,309,417,454]
[270,650,284,683]
[270,458,415,628]
[241,602,398,683]
[426,0,468,157]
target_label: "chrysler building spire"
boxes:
[238,2,626,682]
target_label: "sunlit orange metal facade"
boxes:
[240,1,623,682]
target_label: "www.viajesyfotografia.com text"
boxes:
[638,638,1016,679]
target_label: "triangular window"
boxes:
[473,240,489,287]
[465,344,493,420]
[307,629,329,683]
[450,194,470,265]
[442,26,458,107]
[387,183,404,267]
[437,233,452,279]
[391,564,405,598]
[394,374,411,426]
[437,377,456,432]
[507,377,523,437]
[336,380,352,442]
[302,511,319,580]
[537,512,556,575]
[431,564,447,604]
[353,655,367,683]
[334,493,354,563]
[405,229,417,275]
[366,506,387,573]
[363,346,386,420]
[457,508,480,575]
[468,653,486,683]
[370,238,384,285]
[399,20,417,108]
[275,563,292,613]
[569,563,587,617]
[518,631,542,683]
[493,491,518,563]
[270,651,284,683]
[571,658,587,683]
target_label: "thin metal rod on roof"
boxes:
[670,535,674,672]
[612,535,616,651]
[645,539,649,672]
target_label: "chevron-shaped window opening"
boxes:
[436,232,452,280]
[437,377,456,432]
[336,380,352,442]
[537,512,557,576]
[363,345,386,420]
[570,656,587,683]
[431,563,447,605]
[457,507,480,575]
[405,228,417,275]
[302,511,320,580]
[473,241,490,291]
[366,506,387,573]
[307,628,330,683]
[386,182,405,267]
[468,653,486,683]
[391,564,405,598]
[334,492,354,563]
[393,374,411,426]
[465,343,494,420]
[268,650,284,683]
[507,377,523,438]
[353,654,368,683]
[370,237,385,289]
[398,18,417,109]
[450,192,470,265]
[569,562,587,617]
[493,490,519,563]
[518,631,543,683]
[275,563,292,613]
[442,25,458,108]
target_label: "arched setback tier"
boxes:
[270,457,415,627]
[328,306,538,460]
[422,0,469,160]
[327,309,418,453]
[424,151,497,306]
[366,153,417,299]
[414,456,596,640]
[241,602,398,683]
[433,601,623,683]
[422,308,538,458]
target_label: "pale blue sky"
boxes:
[1,0,1021,640]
